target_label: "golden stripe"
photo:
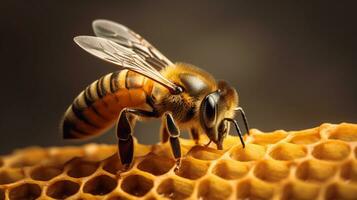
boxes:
[126,71,144,88]
[77,91,88,109]
[118,70,127,89]
[90,80,99,100]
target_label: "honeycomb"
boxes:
[0,123,356,200]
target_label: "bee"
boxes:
[61,19,250,168]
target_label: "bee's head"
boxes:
[199,81,240,149]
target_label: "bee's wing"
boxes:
[92,19,173,70]
[74,36,180,93]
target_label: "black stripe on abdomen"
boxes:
[62,117,89,139]
[72,99,101,129]
[110,71,120,93]
[96,78,105,98]
[62,72,123,139]
[84,86,94,106]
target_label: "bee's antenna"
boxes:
[234,107,250,135]
[224,118,245,148]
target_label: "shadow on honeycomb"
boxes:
[0,123,356,199]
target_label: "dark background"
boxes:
[1,1,356,154]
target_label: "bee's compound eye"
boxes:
[202,95,217,128]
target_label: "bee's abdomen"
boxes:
[62,70,152,139]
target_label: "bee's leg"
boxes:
[160,119,169,143]
[164,113,182,169]
[116,108,159,168]
[190,128,200,144]
[236,107,250,135]
[116,110,134,169]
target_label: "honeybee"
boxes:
[61,19,250,168]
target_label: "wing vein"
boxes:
[74,35,179,93]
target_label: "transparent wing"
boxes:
[74,36,180,93]
[92,19,173,70]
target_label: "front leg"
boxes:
[235,107,250,135]
[190,127,200,144]
[116,108,158,168]
[164,113,182,169]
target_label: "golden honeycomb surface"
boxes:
[0,123,356,200]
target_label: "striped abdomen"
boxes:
[61,70,153,139]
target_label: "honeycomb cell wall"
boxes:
[0,123,356,200]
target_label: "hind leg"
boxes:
[116,108,158,168]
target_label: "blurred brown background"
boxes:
[1,1,356,154]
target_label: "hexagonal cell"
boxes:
[67,159,99,178]
[325,182,357,200]
[10,148,48,167]
[102,155,126,175]
[329,123,357,141]
[230,144,266,161]
[312,140,350,161]
[236,179,274,200]
[83,175,117,195]
[187,146,222,161]
[251,130,287,145]
[296,160,336,182]
[121,174,153,197]
[197,177,232,200]
[157,177,194,199]
[281,181,319,200]
[0,169,24,185]
[30,166,62,181]
[175,158,209,180]
[289,128,321,144]
[340,160,357,182]
[212,160,249,180]
[46,180,79,199]
[137,154,175,176]
[269,143,307,161]
[254,160,290,182]
[8,183,41,200]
